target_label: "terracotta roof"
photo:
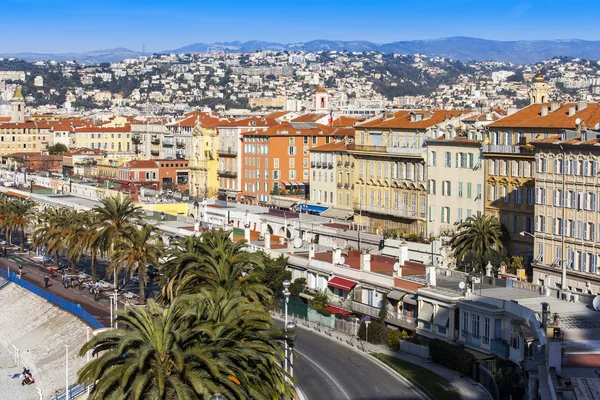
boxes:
[309,141,348,152]
[121,160,159,169]
[217,116,277,128]
[488,102,600,129]
[243,122,353,138]
[331,116,364,127]
[292,114,328,123]
[0,122,38,129]
[394,278,426,292]
[4,151,42,158]
[266,111,293,119]
[358,110,471,129]
[531,135,600,147]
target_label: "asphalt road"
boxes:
[275,321,422,400]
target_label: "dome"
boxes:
[533,73,545,83]
[315,84,328,94]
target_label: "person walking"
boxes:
[44,275,49,288]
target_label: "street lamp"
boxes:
[519,231,534,238]
[286,321,297,378]
[65,344,69,400]
[282,280,291,374]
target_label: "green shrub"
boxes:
[315,308,332,317]
[387,329,401,350]
[357,321,386,344]
[428,339,475,376]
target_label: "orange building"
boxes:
[241,121,354,205]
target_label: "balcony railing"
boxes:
[483,144,535,155]
[218,149,237,157]
[163,140,174,147]
[337,161,343,167]
[350,301,415,329]
[176,141,185,148]
[311,161,316,168]
[349,144,424,156]
[151,139,160,145]
[355,204,421,220]
[326,162,333,169]
[150,150,160,156]
[490,338,510,358]
[218,169,238,178]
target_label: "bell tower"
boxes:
[313,84,329,113]
[529,73,549,105]
[11,86,25,123]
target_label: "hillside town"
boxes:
[1,50,600,400]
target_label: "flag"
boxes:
[328,110,333,125]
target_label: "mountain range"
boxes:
[4,37,600,65]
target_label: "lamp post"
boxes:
[86,327,90,362]
[519,231,534,238]
[286,321,297,378]
[65,344,69,400]
[282,280,291,374]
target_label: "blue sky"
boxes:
[2,0,600,53]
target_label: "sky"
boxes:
[2,0,600,53]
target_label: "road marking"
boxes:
[294,348,351,400]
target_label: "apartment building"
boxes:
[485,101,600,259]
[531,133,600,295]
[217,117,277,202]
[73,125,133,156]
[425,134,484,237]
[241,122,352,205]
[0,88,43,157]
[349,109,471,236]
[309,141,354,216]
[188,112,222,199]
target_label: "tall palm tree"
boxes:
[9,198,36,252]
[452,215,504,269]
[94,196,142,286]
[109,224,163,304]
[32,207,69,268]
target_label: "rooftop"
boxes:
[488,102,600,130]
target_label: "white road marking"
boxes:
[294,348,352,400]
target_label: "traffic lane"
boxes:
[276,321,421,400]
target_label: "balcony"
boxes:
[218,169,238,178]
[316,161,323,168]
[337,183,342,189]
[176,141,185,148]
[490,338,510,358]
[311,161,316,168]
[218,148,237,157]
[326,162,333,169]
[355,204,422,220]
[163,140,174,147]
[483,144,535,155]
[350,301,415,330]
[344,161,350,168]
[150,150,160,156]
[151,138,160,145]
[337,161,343,167]
[343,183,349,189]
[348,144,424,156]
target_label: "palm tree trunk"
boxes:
[91,251,97,284]
[55,252,59,268]
[71,258,77,274]
[138,264,146,305]
[20,227,25,252]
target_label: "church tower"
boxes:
[529,73,549,105]
[11,86,25,123]
[313,84,329,113]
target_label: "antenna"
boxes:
[458,281,466,291]
[593,296,600,311]
[293,237,302,248]
[393,262,400,272]
[338,256,345,265]
[575,118,581,125]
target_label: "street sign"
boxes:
[364,316,371,324]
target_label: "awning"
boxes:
[6,190,29,199]
[296,203,329,214]
[325,306,352,316]
[321,207,354,221]
[327,276,358,291]
[433,306,450,326]
[418,302,434,321]
[283,181,293,187]
[302,182,309,186]
[270,196,297,209]
[387,289,407,301]
[403,295,417,305]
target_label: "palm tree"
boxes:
[452,215,504,269]
[9,198,36,252]
[109,224,163,304]
[94,196,142,287]
[32,207,66,267]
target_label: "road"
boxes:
[275,321,422,400]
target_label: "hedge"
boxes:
[428,339,475,376]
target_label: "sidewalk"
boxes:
[274,310,492,400]
[0,250,117,327]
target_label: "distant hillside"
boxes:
[4,37,600,64]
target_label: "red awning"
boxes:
[325,306,352,316]
[6,190,29,199]
[327,276,358,291]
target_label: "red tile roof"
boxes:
[488,102,600,129]
[394,278,426,292]
[310,141,348,152]
[292,114,328,123]
[121,160,159,169]
[358,110,471,129]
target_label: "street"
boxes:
[275,321,422,400]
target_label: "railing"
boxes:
[150,150,160,156]
[176,141,185,148]
[151,139,160,145]
[218,170,238,178]
[386,146,424,155]
[348,144,387,152]
[349,301,416,329]
[356,204,420,220]
[162,140,174,147]
[0,269,103,329]
[337,161,343,167]
[218,149,237,157]
[311,161,316,168]
[490,338,510,358]
[51,384,94,400]
[326,162,333,169]
[483,144,535,155]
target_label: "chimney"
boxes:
[550,102,561,112]
[264,232,271,249]
[309,243,315,260]
[332,246,343,264]
[287,239,294,254]
[244,227,250,242]
[398,241,408,266]
[426,266,437,286]
[541,106,549,117]
[568,106,576,117]
[360,252,371,272]
[395,265,403,278]
[485,261,493,277]
[578,101,587,112]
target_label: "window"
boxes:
[445,152,451,167]
[429,205,436,221]
[274,158,279,168]
[483,317,490,343]
[476,184,482,200]
[441,207,450,223]
[472,314,480,338]
[467,183,472,199]
[468,153,474,169]
[288,146,296,156]
[430,151,437,166]
[462,312,469,336]
[429,179,436,195]
[458,182,463,197]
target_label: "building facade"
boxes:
[189,117,220,199]
[309,142,354,212]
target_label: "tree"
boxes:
[46,142,68,155]
[32,207,67,267]
[261,253,291,307]
[452,215,504,272]
[110,224,163,304]
[71,211,102,283]
[10,198,36,252]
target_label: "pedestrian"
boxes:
[44,275,49,288]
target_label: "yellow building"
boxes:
[189,113,222,199]
[0,88,41,156]
[73,125,134,157]
[248,97,286,109]
[484,101,600,259]
[349,110,470,236]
